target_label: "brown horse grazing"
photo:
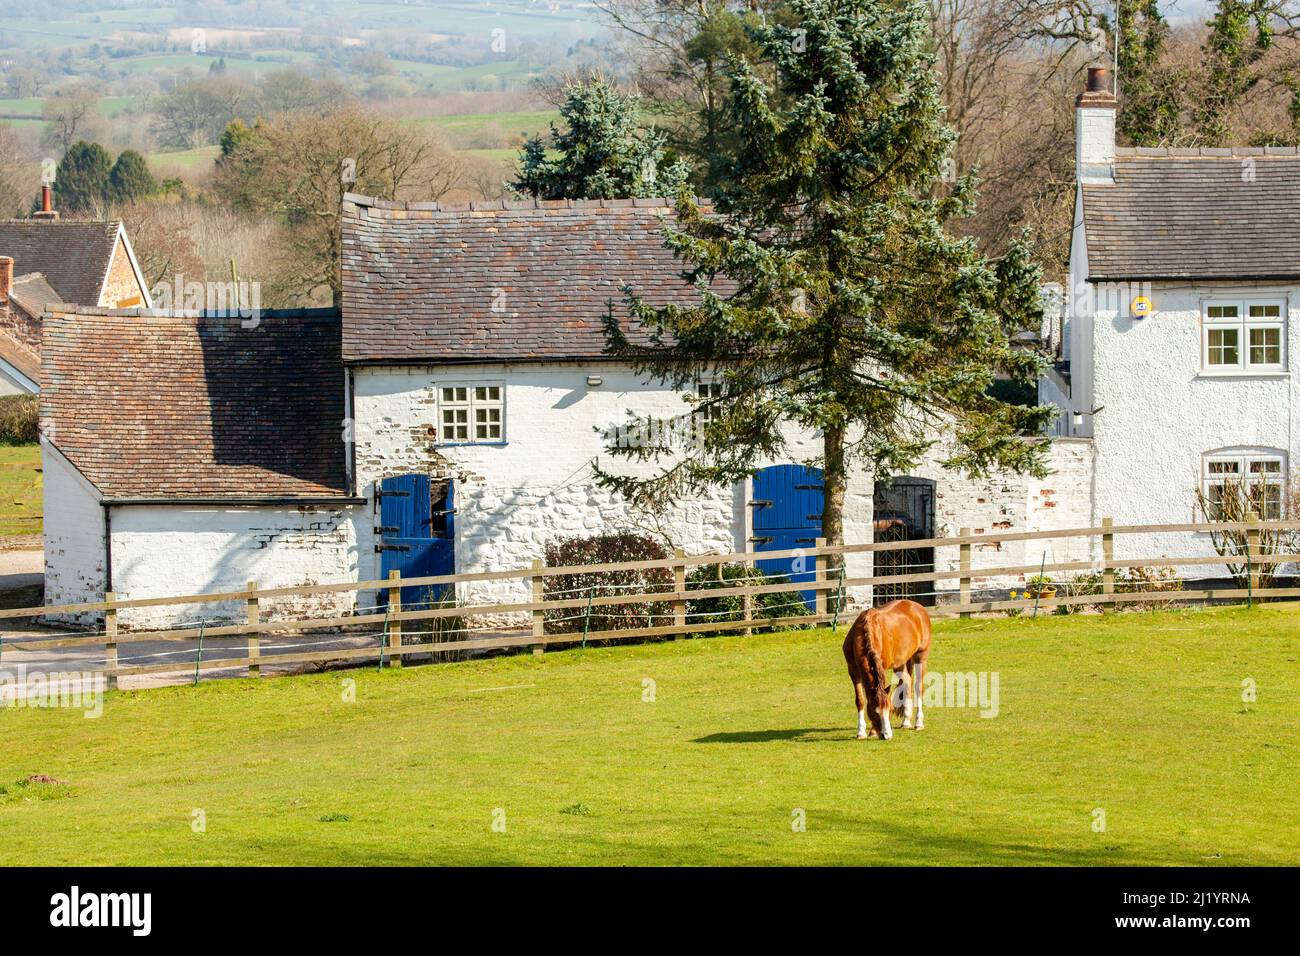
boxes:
[842,599,932,740]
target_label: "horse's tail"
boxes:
[863,613,891,715]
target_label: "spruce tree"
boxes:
[595,0,1053,553]
[510,74,690,200]
[53,140,112,214]
[108,149,157,203]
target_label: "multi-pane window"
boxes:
[694,381,724,427]
[438,384,504,443]
[1202,451,1285,519]
[1203,301,1285,371]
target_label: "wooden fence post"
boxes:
[1101,517,1115,601]
[387,570,402,668]
[742,553,754,637]
[958,530,971,618]
[531,559,545,656]
[1247,511,1261,597]
[672,547,686,639]
[246,579,260,677]
[814,537,827,619]
[104,591,118,691]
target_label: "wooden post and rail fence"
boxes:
[2,518,1299,689]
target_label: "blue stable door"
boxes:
[377,474,455,609]
[751,464,824,611]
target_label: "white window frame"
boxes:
[1200,449,1286,519]
[1201,299,1286,373]
[435,382,505,445]
[692,380,724,427]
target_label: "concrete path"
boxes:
[0,548,41,593]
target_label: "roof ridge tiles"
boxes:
[342,192,711,218]
[1114,146,1300,158]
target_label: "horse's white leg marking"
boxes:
[901,666,914,729]
[857,709,867,739]
[881,710,893,740]
[914,661,925,730]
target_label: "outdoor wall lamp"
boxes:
[1071,405,1105,427]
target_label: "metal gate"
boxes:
[872,477,936,606]
[751,464,824,611]
[376,474,455,608]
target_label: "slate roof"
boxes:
[0,220,122,305]
[1082,148,1300,280]
[340,194,718,363]
[8,272,62,320]
[41,307,350,500]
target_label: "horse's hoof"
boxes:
[856,732,867,740]
[881,730,893,741]
[915,721,925,731]
[902,719,913,729]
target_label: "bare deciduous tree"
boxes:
[40,86,103,157]
[216,110,463,304]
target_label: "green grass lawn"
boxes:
[0,443,40,539]
[2,604,1296,865]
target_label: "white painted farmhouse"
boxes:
[1043,65,1300,568]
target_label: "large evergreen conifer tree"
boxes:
[597,0,1054,551]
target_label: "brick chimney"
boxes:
[32,183,58,221]
[0,256,12,305]
[1076,66,1117,184]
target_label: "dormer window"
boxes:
[1203,300,1285,372]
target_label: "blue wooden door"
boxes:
[751,465,824,611]
[377,475,455,608]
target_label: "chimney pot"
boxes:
[32,183,58,221]
[0,256,12,304]
[1076,66,1117,183]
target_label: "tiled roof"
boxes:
[41,307,350,499]
[1082,150,1300,280]
[0,319,39,384]
[340,194,719,363]
[0,220,121,305]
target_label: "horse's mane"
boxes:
[863,613,891,715]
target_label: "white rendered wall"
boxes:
[42,441,107,623]
[1090,281,1300,572]
[107,504,363,628]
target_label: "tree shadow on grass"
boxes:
[692,727,844,744]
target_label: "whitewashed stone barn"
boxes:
[41,307,363,626]
[338,194,1093,613]
[40,199,1095,627]
[1042,65,1300,571]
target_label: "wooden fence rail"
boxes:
[1,518,1297,686]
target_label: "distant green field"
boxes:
[426,108,558,145]
[147,145,221,175]
[466,147,521,163]
[107,51,313,78]
[329,1,602,40]
[0,96,137,121]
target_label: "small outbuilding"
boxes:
[40,306,364,626]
